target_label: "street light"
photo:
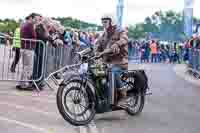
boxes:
[116,0,124,30]
[184,0,194,38]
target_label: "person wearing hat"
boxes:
[95,13,128,108]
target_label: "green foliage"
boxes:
[54,17,102,31]
[128,24,146,39]
[0,17,102,35]
[128,10,200,41]
[0,19,19,34]
[1,11,199,41]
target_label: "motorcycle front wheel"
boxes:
[57,80,96,126]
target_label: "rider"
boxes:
[95,13,129,107]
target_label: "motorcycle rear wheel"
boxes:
[126,92,145,116]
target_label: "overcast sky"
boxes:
[0,0,200,26]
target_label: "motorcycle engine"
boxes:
[91,62,106,77]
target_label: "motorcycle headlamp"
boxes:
[79,63,88,74]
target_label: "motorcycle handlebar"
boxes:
[76,47,93,56]
[77,47,113,63]
[86,49,113,61]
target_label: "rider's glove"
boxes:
[95,52,101,57]
[111,43,120,54]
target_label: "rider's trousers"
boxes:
[108,65,125,104]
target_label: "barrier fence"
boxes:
[128,45,188,64]
[0,36,85,91]
[128,46,140,63]
[0,36,46,82]
[188,48,200,74]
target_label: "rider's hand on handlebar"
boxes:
[95,48,113,59]
[111,43,120,54]
[94,52,103,59]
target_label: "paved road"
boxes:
[0,63,200,133]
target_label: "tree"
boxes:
[128,10,200,41]
[128,24,146,39]
[54,17,102,31]
[0,17,102,34]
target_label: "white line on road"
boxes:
[0,116,49,133]
[0,102,59,118]
[0,91,56,104]
[0,92,102,133]
[88,121,100,133]
[173,65,200,87]
[0,102,102,133]
[0,90,56,99]
[79,126,89,133]
[78,121,100,133]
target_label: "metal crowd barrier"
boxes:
[0,36,45,88]
[0,36,87,91]
[44,43,73,78]
[128,46,140,63]
[188,48,200,77]
[43,43,82,91]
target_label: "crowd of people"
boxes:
[1,12,130,107]
[129,40,184,63]
[1,12,199,92]
[128,35,200,64]
[0,13,102,90]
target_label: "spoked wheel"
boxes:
[126,92,145,116]
[57,81,96,126]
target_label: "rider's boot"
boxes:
[117,90,130,109]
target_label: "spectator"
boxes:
[159,45,164,62]
[140,43,145,63]
[16,13,37,90]
[32,16,53,90]
[10,26,21,73]
[143,42,150,63]
[63,28,72,46]
[128,40,133,58]
[150,40,158,63]
[174,42,181,64]
[195,36,200,49]
[157,45,162,63]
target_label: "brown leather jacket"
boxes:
[95,27,128,69]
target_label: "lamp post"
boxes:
[116,0,124,30]
[184,0,194,38]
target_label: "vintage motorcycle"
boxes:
[56,47,150,126]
